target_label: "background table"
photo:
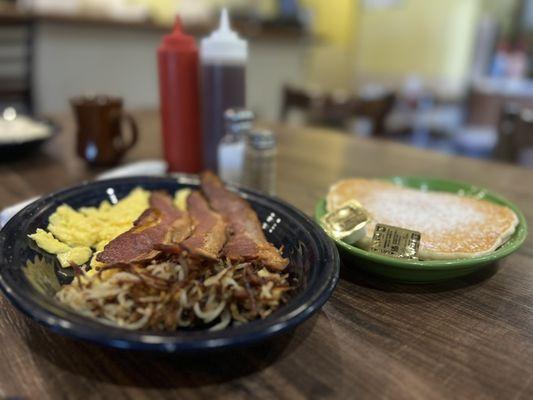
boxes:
[1,111,533,399]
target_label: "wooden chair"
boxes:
[494,104,533,163]
[0,17,34,114]
[280,85,396,136]
[350,93,396,137]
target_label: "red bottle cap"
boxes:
[161,17,196,50]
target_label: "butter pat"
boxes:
[321,201,369,244]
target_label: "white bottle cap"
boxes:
[200,8,248,64]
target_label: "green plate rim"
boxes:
[314,176,528,271]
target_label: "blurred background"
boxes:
[1,0,533,167]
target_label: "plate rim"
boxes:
[0,117,58,148]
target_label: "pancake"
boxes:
[326,179,519,260]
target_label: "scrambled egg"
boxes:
[48,188,150,249]
[29,229,70,254]
[57,247,93,268]
[29,188,150,268]
[174,188,191,211]
[29,187,191,269]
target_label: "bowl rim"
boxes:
[314,176,528,271]
[0,175,340,352]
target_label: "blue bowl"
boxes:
[0,176,339,352]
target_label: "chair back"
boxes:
[494,104,533,162]
[280,85,396,136]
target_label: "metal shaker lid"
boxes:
[224,108,254,136]
[248,129,276,150]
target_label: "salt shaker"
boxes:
[217,108,254,185]
[243,129,277,195]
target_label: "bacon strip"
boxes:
[180,191,228,260]
[97,192,191,264]
[149,191,192,244]
[200,171,288,270]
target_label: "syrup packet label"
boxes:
[370,223,421,259]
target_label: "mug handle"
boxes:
[118,112,139,154]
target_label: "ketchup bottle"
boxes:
[157,17,202,173]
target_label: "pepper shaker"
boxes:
[243,129,277,195]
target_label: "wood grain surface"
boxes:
[1,111,533,400]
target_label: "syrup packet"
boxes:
[370,223,421,259]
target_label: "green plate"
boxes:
[314,176,528,283]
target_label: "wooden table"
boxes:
[1,111,533,399]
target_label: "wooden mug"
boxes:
[71,96,138,166]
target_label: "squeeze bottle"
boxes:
[200,9,248,171]
[158,17,202,172]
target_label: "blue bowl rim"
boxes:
[0,175,340,352]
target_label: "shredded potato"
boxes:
[56,257,291,331]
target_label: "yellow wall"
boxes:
[301,0,359,89]
[138,0,482,95]
[302,0,358,46]
[353,0,480,94]
[131,0,176,24]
